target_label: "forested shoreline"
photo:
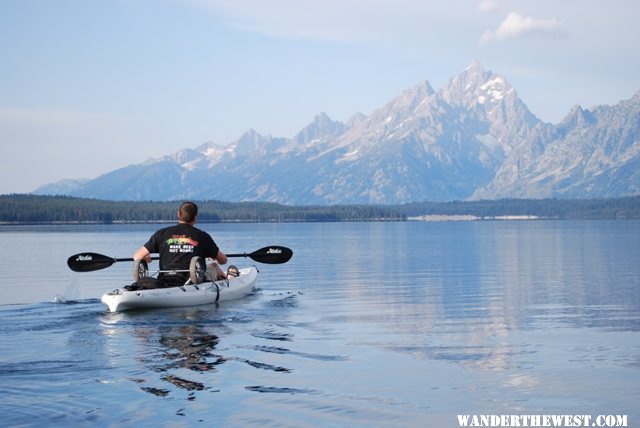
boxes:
[0,194,404,223]
[1,194,639,224]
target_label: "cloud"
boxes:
[193,0,396,42]
[190,0,478,44]
[202,0,361,42]
[478,0,499,14]
[480,11,565,44]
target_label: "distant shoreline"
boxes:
[1,194,639,224]
[408,214,542,221]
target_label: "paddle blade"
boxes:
[67,252,116,272]
[246,246,293,264]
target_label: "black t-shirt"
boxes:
[144,223,220,284]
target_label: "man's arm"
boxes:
[133,246,152,263]
[215,250,227,265]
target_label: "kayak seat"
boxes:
[227,265,240,278]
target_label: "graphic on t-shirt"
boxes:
[166,235,199,253]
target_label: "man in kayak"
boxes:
[133,201,228,285]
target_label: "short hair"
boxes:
[179,201,198,223]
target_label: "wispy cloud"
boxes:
[201,0,363,42]
[478,0,499,14]
[480,11,566,44]
[190,0,477,44]
[194,0,400,43]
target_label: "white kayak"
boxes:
[101,266,258,312]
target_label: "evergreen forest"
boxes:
[1,194,639,224]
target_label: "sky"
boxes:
[1,0,638,194]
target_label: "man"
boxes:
[133,201,227,285]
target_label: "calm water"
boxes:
[0,221,639,427]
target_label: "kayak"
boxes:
[67,245,291,312]
[101,266,258,312]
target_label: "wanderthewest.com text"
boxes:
[457,414,628,427]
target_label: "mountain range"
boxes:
[34,62,640,204]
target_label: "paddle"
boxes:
[227,246,293,265]
[67,245,293,272]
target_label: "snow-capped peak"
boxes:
[477,76,510,104]
[440,62,512,108]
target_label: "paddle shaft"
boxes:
[67,246,292,272]
[114,256,159,262]
[110,252,269,262]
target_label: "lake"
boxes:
[0,221,638,427]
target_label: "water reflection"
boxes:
[321,221,640,375]
[98,299,307,405]
[97,309,225,401]
[141,324,222,396]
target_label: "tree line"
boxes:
[0,194,405,223]
[0,194,638,224]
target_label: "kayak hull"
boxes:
[101,266,257,312]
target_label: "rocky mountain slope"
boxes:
[34,62,640,203]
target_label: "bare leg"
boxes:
[205,263,226,281]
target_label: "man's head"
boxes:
[178,201,198,224]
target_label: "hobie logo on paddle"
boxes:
[76,254,93,261]
[267,248,282,254]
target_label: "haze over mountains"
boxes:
[35,62,640,204]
